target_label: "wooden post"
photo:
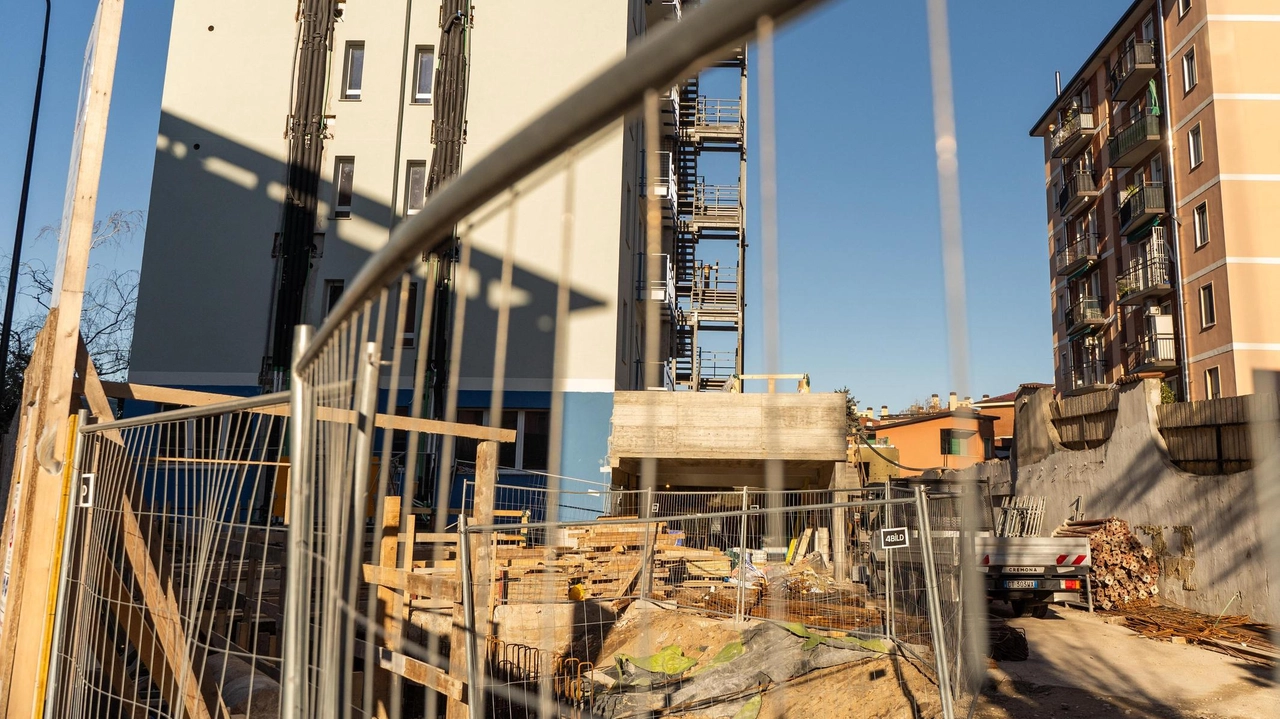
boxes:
[374,496,401,719]
[446,440,497,719]
[830,462,856,583]
[0,1,126,714]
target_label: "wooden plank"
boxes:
[448,440,497,719]
[374,496,402,719]
[3,5,127,711]
[120,495,214,719]
[363,565,459,600]
[382,651,464,701]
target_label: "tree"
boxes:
[1,210,143,423]
[834,385,860,435]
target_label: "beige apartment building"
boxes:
[1030,0,1280,400]
[128,0,705,490]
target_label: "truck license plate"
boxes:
[1004,580,1039,589]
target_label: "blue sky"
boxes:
[0,0,1129,410]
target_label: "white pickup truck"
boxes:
[977,536,1091,618]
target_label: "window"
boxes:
[334,157,355,218]
[1199,283,1216,328]
[324,279,345,314]
[400,282,419,349]
[1183,47,1197,93]
[940,429,968,456]
[1188,124,1203,169]
[983,437,994,460]
[1081,86,1091,111]
[459,409,550,471]
[405,161,427,215]
[1193,202,1210,248]
[342,42,365,100]
[412,46,435,103]
[1179,0,1191,17]
[454,409,486,464]
[1204,366,1221,400]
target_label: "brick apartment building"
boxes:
[1030,0,1280,400]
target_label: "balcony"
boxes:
[683,183,741,229]
[639,253,676,318]
[683,97,744,145]
[1108,112,1161,168]
[1054,233,1100,277]
[1066,358,1110,395]
[1125,330,1177,374]
[1065,296,1106,336]
[1117,232,1172,306]
[1058,171,1100,217]
[1118,183,1167,236]
[1051,109,1099,159]
[1110,40,1158,101]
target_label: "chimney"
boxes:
[982,393,990,401]
[929,393,940,411]
[948,392,957,411]
[963,396,972,408]
[881,405,889,419]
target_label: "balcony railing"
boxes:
[1108,111,1161,168]
[1054,233,1100,277]
[1067,358,1109,393]
[1117,231,1172,305]
[1051,108,1098,159]
[1057,171,1099,217]
[1066,296,1105,335]
[1125,330,1177,374]
[639,253,676,318]
[1119,182,1166,236]
[684,183,742,226]
[1110,40,1157,100]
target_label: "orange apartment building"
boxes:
[1030,0,1280,400]
[874,409,997,473]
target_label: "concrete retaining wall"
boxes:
[949,379,1273,622]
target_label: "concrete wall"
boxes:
[608,391,847,462]
[954,379,1273,622]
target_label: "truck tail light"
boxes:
[1064,579,1081,590]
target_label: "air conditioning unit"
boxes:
[1146,305,1162,316]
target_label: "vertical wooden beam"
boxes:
[830,462,855,583]
[374,496,402,719]
[446,440,497,719]
[471,441,498,628]
[0,1,126,714]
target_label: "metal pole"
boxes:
[736,486,749,623]
[282,324,313,719]
[341,341,380,719]
[915,486,956,719]
[458,516,480,719]
[2,0,51,382]
[41,408,88,715]
[640,487,654,599]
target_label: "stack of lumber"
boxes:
[491,518,742,601]
[1052,517,1158,610]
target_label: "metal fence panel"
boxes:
[47,406,289,719]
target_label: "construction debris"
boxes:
[1105,603,1277,666]
[1052,518,1158,610]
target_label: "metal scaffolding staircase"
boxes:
[663,51,747,391]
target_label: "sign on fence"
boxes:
[879,527,909,549]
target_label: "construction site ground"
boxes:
[974,604,1277,719]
